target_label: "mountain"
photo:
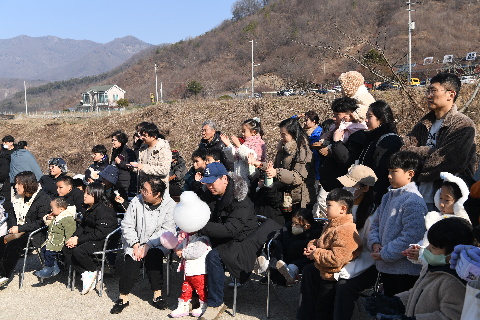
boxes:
[0,35,151,81]
[1,0,480,112]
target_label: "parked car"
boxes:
[376,82,394,91]
[317,88,328,94]
[460,76,476,84]
[410,78,420,86]
[419,79,426,87]
[364,82,373,90]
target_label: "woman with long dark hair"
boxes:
[110,131,137,195]
[0,171,50,287]
[357,100,403,204]
[62,182,117,295]
[265,118,316,222]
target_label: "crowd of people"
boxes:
[0,71,479,320]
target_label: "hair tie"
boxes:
[253,117,261,123]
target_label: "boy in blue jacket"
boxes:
[368,151,428,297]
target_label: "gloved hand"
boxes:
[376,313,415,320]
[450,245,480,281]
[363,292,405,317]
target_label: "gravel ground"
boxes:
[0,253,370,320]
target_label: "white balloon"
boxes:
[173,191,211,233]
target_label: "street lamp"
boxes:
[249,40,260,97]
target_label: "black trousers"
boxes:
[333,265,379,320]
[297,263,337,320]
[381,272,418,297]
[118,248,164,295]
[0,234,29,278]
[62,241,102,274]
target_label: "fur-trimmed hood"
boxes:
[277,140,297,155]
[428,172,472,226]
[227,172,248,202]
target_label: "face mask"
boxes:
[422,248,450,266]
[292,226,304,235]
[2,144,8,149]
[343,186,361,199]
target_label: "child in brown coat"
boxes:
[297,188,362,320]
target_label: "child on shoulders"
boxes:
[367,151,428,297]
[297,188,362,320]
[36,197,76,279]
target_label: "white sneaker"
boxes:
[254,254,269,275]
[81,271,97,295]
[191,300,208,317]
[169,299,190,318]
[277,260,299,284]
[0,277,9,287]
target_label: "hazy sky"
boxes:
[1,0,238,44]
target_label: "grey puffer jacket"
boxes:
[121,191,176,257]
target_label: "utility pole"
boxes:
[160,81,163,103]
[249,39,260,98]
[407,1,416,86]
[24,81,27,115]
[155,64,159,102]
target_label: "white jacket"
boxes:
[177,233,211,276]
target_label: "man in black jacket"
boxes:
[198,120,234,172]
[198,162,257,320]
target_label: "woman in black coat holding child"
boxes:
[0,171,51,287]
[110,131,136,196]
[62,182,117,295]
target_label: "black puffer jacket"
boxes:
[0,152,13,215]
[111,144,136,194]
[73,202,117,245]
[357,124,403,205]
[319,130,366,192]
[39,173,67,198]
[270,221,324,272]
[200,173,279,282]
[198,131,234,171]
[13,189,51,247]
[169,156,188,190]
[63,187,86,214]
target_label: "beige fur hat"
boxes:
[339,71,364,97]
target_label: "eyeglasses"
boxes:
[140,188,152,196]
[425,88,449,96]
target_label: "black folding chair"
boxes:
[20,225,48,289]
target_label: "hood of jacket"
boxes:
[432,172,471,223]
[216,172,248,210]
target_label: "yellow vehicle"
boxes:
[410,78,420,86]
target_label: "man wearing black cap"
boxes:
[197,162,259,320]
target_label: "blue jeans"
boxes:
[206,248,225,307]
[41,246,57,267]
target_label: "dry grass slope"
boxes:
[1,85,479,175]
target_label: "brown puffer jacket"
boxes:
[396,264,466,320]
[272,140,316,208]
[309,214,362,280]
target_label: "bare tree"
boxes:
[232,0,263,21]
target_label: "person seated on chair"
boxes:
[196,162,260,320]
[255,208,324,286]
[110,176,176,314]
[0,171,51,287]
[62,182,117,295]
[36,197,76,280]
[98,165,128,213]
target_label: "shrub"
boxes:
[218,95,233,100]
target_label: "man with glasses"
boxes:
[402,72,476,211]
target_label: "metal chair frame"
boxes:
[68,226,123,296]
[0,212,8,228]
[264,217,329,318]
[20,225,48,289]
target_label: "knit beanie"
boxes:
[339,71,374,122]
[48,158,68,173]
[98,165,119,185]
